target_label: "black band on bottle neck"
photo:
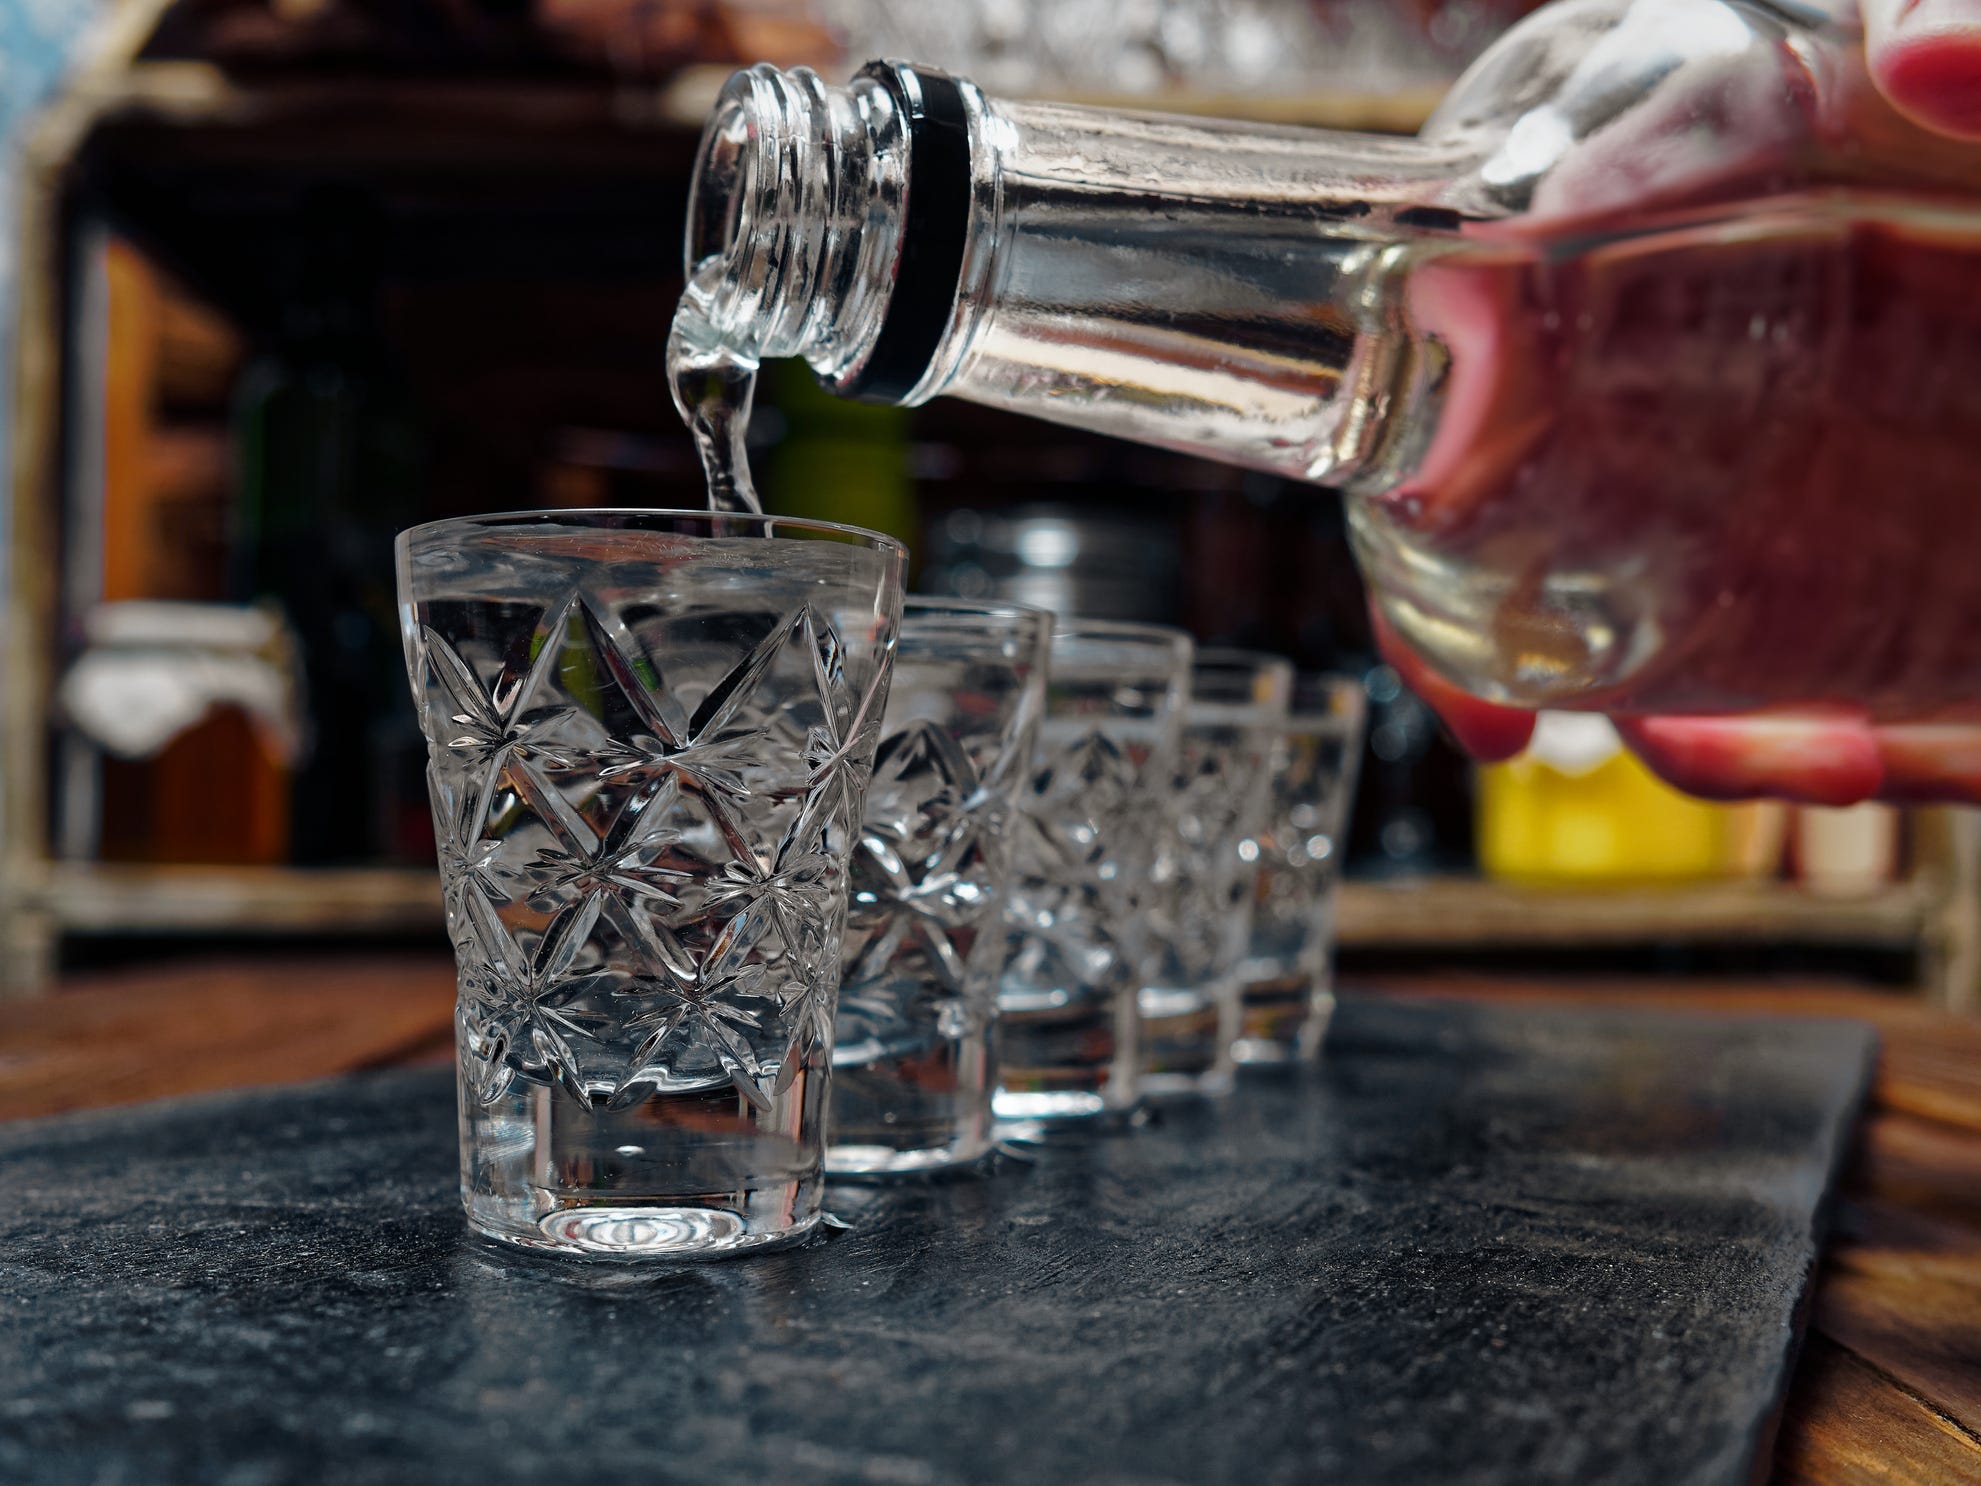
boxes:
[843,62,972,404]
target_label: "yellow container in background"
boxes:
[1478,714,1785,885]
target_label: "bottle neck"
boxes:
[689,63,1477,481]
[940,97,1477,485]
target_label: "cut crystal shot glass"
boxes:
[1234,673,1367,1065]
[1139,650,1293,1099]
[397,509,903,1259]
[994,619,1192,1126]
[829,597,1052,1177]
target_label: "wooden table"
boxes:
[3,959,1976,1484]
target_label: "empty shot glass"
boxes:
[995,620,1191,1125]
[1234,674,1367,1065]
[398,509,904,1259]
[1139,650,1292,1099]
[829,597,1052,1177]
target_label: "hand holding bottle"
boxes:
[679,3,1981,809]
[1390,0,1981,806]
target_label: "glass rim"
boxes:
[1290,670,1367,702]
[901,596,1056,660]
[1288,671,1369,725]
[1049,616,1193,650]
[1193,646,1295,677]
[1185,647,1293,713]
[396,506,907,560]
[904,594,1054,625]
[1293,669,1365,688]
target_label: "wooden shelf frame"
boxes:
[1337,876,1936,952]
[29,864,443,937]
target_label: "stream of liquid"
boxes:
[668,261,764,514]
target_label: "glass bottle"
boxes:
[679,0,1981,724]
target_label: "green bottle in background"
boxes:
[763,360,916,552]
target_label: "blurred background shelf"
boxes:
[29,864,442,937]
[1336,877,1938,952]
[21,864,1952,963]
[4,0,1977,1012]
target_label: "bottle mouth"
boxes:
[682,65,819,358]
[681,64,913,371]
[680,61,973,399]
[684,75,757,283]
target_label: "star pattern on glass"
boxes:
[431,762,504,921]
[419,583,896,1107]
[1001,727,1155,991]
[456,969,519,1107]
[794,606,888,836]
[420,600,577,774]
[458,889,605,1106]
[509,763,690,916]
[616,909,786,1112]
[1014,728,1140,874]
[1153,738,1276,981]
[705,834,836,989]
[588,594,776,802]
[844,719,992,999]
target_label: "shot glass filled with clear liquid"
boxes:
[1233,674,1366,1065]
[829,598,1051,1176]
[1139,651,1293,1099]
[995,619,1190,1126]
[397,509,903,1259]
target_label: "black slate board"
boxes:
[0,995,1874,1486]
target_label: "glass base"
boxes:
[1236,973,1334,1065]
[1139,982,1237,1099]
[468,1194,820,1260]
[824,1137,995,1179]
[1231,1036,1301,1066]
[1138,1067,1236,1100]
[994,985,1137,1128]
[828,1025,995,1181]
[992,1087,1114,1122]
[460,1078,826,1262]
[994,1092,1144,1147]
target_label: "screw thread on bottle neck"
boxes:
[685,64,909,382]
